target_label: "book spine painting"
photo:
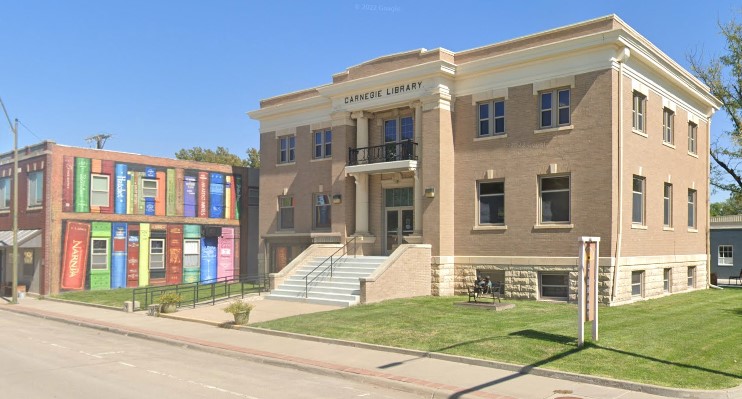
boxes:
[111,222,127,289]
[60,221,91,290]
[74,158,91,213]
[115,163,128,214]
[62,156,74,212]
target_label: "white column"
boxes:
[413,102,423,235]
[351,111,371,235]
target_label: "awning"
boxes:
[0,230,42,248]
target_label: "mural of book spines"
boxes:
[166,224,183,285]
[115,163,128,215]
[90,221,112,290]
[200,236,218,283]
[217,227,235,281]
[198,171,209,218]
[209,172,225,219]
[175,168,185,216]
[182,224,201,284]
[126,224,140,288]
[62,156,74,212]
[111,222,128,289]
[166,169,176,216]
[89,159,102,213]
[74,157,91,213]
[126,172,133,215]
[234,174,242,220]
[155,170,166,216]
[184,174,197,217]
[101,160,115,214]
[60,221,91,290]
[225,175,232,220]
[138,223,150,287]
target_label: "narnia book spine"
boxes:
[60,222,91,290]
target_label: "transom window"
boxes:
[539,88,570,129]
[27,171,43,208]
[385,187,413,207]
[314,129,332,159]
[687,189,697,229]
[279,135,296,164]
[91,174,110,207]
[540,176,570,223]
[478,181,504,225]
[142,179,157,199]
[632,176,645,225]
[477,100,505,137]
[688,122,697,155]
[718,245,733,266]
[663,183,672,227]
[278,195,294,230]
[313,193,331,229]
[0,177,10,210]
[663,108,674,145]
[91,238,109,270]
[632,92,646,132]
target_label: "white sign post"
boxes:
[577,236,600,348]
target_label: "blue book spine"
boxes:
[145,198,155,216]
[114,164,128,214]
[209,173,225,218]
[111,222,128,288]
[184,176,197,217]
[200,237,218,283]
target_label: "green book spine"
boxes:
[74,158,91,213]
[166,169,176,216]
[90,222,112,290]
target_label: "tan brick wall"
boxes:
[360,244,432,304]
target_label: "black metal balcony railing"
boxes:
[348,140,418,166]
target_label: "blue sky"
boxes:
[0,0,738,200]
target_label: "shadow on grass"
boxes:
[725,308,742,316]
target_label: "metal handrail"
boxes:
[304,236,358,298]
[348,139,417,166]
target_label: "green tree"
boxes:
[246,147,260,168]
[711,193,742,216]
[688,12,742,193]
[175,146,260,168]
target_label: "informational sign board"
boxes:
[577,236,600,347]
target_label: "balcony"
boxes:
[346,140,418,175]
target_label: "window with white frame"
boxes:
[0,177,10,210]
[313,193,331,229]
[539,88,570,129]
[91,174,110,207]
[539,273,568,299]
[688,189,697,229]
[149,239,165,270]
[632,92,646,132]
[27,171,43,208]
[688,122,697,155]
[142,179,157,199]
[687,266,695,287]
[278,195,294,230]
[279,135,295,164]
[540,175,570,223]
[90,238,109,270]
[632,176,645,225]
[477,100,505,137]
[183,239,200,269]
[663,108,674,145]
[663,183,672,227]
[663,268,671,293]
[718,245,733,266]
[631,271,644,297]
[478,181,504,225]
[313,129,332,159]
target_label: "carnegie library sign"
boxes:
[344,81,423,104]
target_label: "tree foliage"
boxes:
[688,12,742,193]
[711,193,742,216]
[246,147,260,168]
[175,146,259,168]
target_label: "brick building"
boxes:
[0,141,259,295]
[248,15,720,305]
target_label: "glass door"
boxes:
[385,208,414,254]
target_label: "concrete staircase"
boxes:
[266,256,387,307]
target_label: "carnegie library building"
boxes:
[248,15,720,306]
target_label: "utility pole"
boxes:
[0,97,19,304]
[86,133,112,149]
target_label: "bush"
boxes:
[223,300,254,315]
[158,292,182,305]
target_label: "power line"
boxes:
[17,120,43,141]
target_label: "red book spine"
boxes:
[198,171,209,218]
[127,224,140,288]
[166,224,184,285]
[101,160,115,214]
[60,222,91,290]
[90,159,102,213]
[62,156,74,212]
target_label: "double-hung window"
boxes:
[632,176,645,225]
[631,271,644,297]
[719,245,733,266]
[663,183,672,227]
[90,238,109,270]
[313,193,331,229]
[663,108,674,145]
[687,266,696,287]
[478,181,504,225]
[183,239,200,269]
[142,179,157,199]
[477,100,505,137]
[632,92,646,132]
[0,177,10,210]
[314,129,332,159]
[149,239,165,270]
[663,268,671,293]
[687,189,697,229]
[688,122,697,155]
[540,176,570,223]
[91,174,110,207]
[278,195,294,230]
[279,135,295,164]
[539,88,570,129]
[27,171,43,208]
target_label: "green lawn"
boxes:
[254,289,742,390]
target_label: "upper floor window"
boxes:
[478,181,504,225]
[632,176,645,225]
[539,175,570,223]
[91,174,110,207]
[477,100,505,137]
[632,92,646,132]
[314,129,332,159]
[142,179,157,199]
[688,122,697,155]
[663,108,674,145]
[663,183,672,228]
[279,135,295,164]
[278,195,294,230]
[384,116,414,143]
[27,171,43,208]
[539,88,570,129]
[0,177,10,210]
[687,189,697,229]
[313,193,331,229]
[718,245,733,266]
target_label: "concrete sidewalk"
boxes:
[0,296,737,399]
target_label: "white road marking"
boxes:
[95,351,124,356]
[79,351,103,359]
[50,343,68,349]
[118,362,136,368]
[144,369,259,398]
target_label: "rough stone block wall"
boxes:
[361,244,431,304]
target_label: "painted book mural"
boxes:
[59,221,240,291]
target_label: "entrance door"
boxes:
[385,208,413,254]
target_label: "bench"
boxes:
[467,282,502,303]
